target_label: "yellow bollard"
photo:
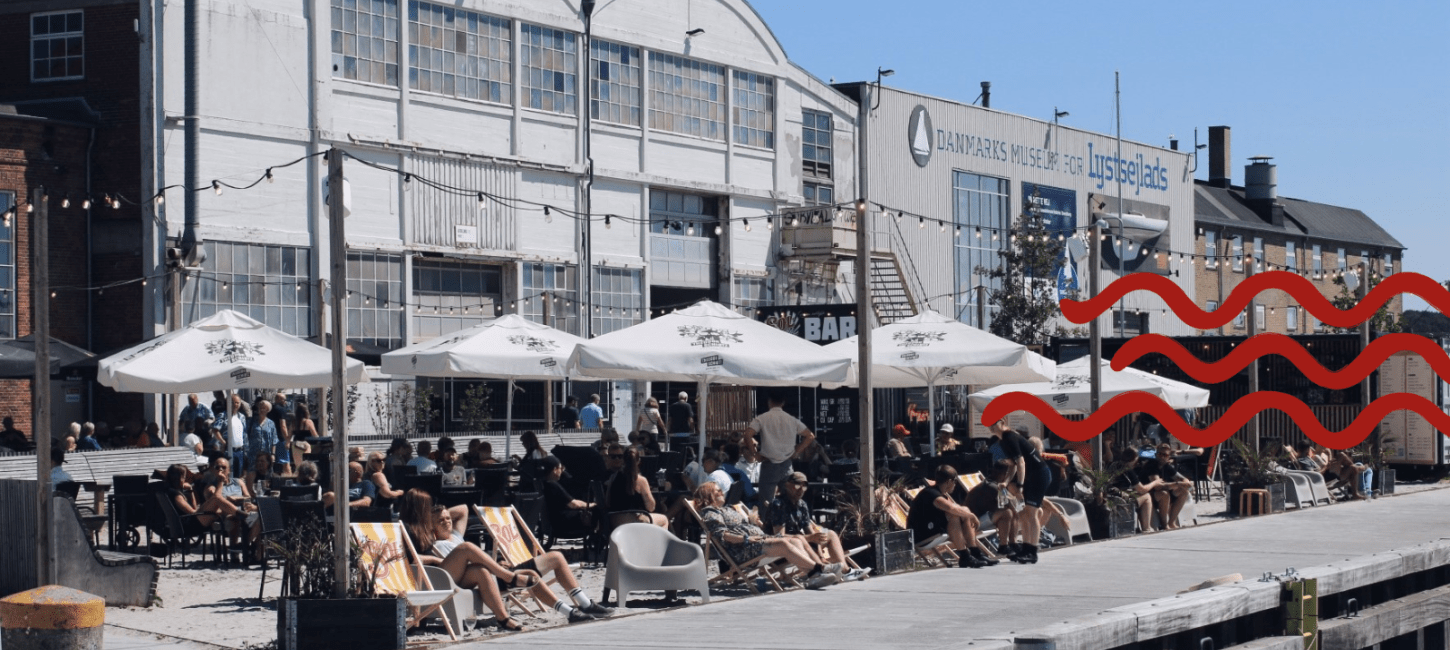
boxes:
[0,585,104,650]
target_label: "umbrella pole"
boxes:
[697,379,708,459]
[504,379,514,459]
[928,381,936,457]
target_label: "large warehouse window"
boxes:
[802,109,832,205]
[590,39,640,126]
[520,23,577,115]
[648,52,724,141]
[408,1,511,103]
[347,252,404,350]
[952,171,1010,329]
[191,242,314,337]
[333,0,399,86]
[521,263,578,335]
[412,260,499,341]
[592,267,643,335]
[31,10,84,82]
[732,71,775,148]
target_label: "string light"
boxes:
[604,214,612,229]
[918,216,925,229]
[81,198,91,210]
[212,181,222,196]
[60,195,70,209]
[743,219,751,232]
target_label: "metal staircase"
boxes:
[868,256,917,324]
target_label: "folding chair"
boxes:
[882,489,958,567]
[681,498,789,595]
[474,505,562,618]
[349,521,459,642]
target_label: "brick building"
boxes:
[0,0,147,438]
[1192,126,1403,337]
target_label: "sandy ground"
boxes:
[96,479,1447,649]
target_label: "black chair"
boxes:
[638,454,662,487]
[351,506,394,523]
[398,473,442,502]
[278,484,321,501]
[827,460,860,485]
[110,475,153,551]
[151,491,217,567]
[255,497,286,599]
[472,467,512,506]
[439,486,482,508]
[55,481,82,499]
[398,464,420,477]
[279,499,326,530]
[724,480,745,506]
[511,491,545,539]
[658,450,685,473]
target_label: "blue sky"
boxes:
[750,0,1449,309]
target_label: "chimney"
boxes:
[980,81,991,108]
[1245,156,1285,227]
[1208,125,1231,188]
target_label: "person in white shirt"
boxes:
[408,440,439,473]
[50,447,74,485]
[737,438,762,483]
[212,394,250,471]
[681,447,732,494]
[743,389,815,517]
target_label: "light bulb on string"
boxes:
[939,221,946,233]
[155,193,165,206]
[111,196,120,209]
[954,225,961,238]
[266,168,275,183]
[743,219,751,232]
[604,215,612,229]
[714,225,722,236]
[477,193,486,209]
[975,227,982,239]
[61,195,70,209]
[687,224,695,236]
[766,219,773,232]
[81,197,91,210]
[791,215,799,227]
[25,202,34,214]
[918,216,925,229]
[212,181,222,196]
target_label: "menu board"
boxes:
[1379,351,1442,464]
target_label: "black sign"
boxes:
[755,304,858,345]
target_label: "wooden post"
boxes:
[170,266,183,445]
[1246,259,1259,451]
[326,150,350,598]
[1360,261,1374,463]
[316,278,329,436]
[855,84,875,513]
[31,186,53,586]
[1088,221,1103,470]
[543,291,553,433]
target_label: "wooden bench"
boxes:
[0,447,203,516]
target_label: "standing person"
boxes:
[245,400,279,486]
[559,397,582,430]
[179,394,214,432]
[635,397,665,436]
[667,391,695,451]
[290,403,316,466]
[0,417,28,452]
[212,394,249,470]
[994,422,1050,564]
[580,394,604,429]
[742,389,814,520]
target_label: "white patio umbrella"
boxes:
[98,309,367,393]
[967,356,1209,415]
[380,314,594,457]
[823,310,1056,453]
[567,301,853,456]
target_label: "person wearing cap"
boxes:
[559,396,582,430]
[50,446,74,485]
[767,472,870,581]
[667,391,695,449]
[743,388,815,520]
[885,424,914,459]
[936,423,962,454]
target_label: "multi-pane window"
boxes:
[802,110,833,178]
[31,11,83,82]
[1287,305,1298,331]
[1285,241,1296,270]
[1235,308,1247,329]
[732,70,775,148]
[520,24,577,115]
[191,242,314,337]
[1383,253,1393,276]
[953,171,1010,328]
[1231,235,1244,272]
[1253,236,1263,268]
[1360,250,1369,272]
[332,0,399,86]
[589,39,640,126]
[1204,231,1217,268]
[592,268,643,335]
[1254,304,1265,329]
[408,2,510,102]
[412,260,500,341]
[347,252,404,349]
[803,182,833,206]
[648,52,725,140]
[0,193,14,338]
[1337,247,1346,271]
[648,190,717,236]
[733,276,774,313]
[521,263,578,335]
[1313,244,1323,272]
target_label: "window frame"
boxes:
[589,38,641,127]
[1313,244,1323,272]
[189,241,315,337]
[1383,253,1393,276]
[346,251,405,350]
[408,1,511,103]
[0,192,15,339]
[1204,231,1218,268]
[731,69,775,149]
[1285,241,1296,271]
[802,109,833,180]
[1337,247,1347,271]
[952,170,1011,327]
[30,10,85,82]
[1254,303,1265,329]
[332,0,399,87]
[591,266,643,336]
[1286,304,1298,331]
[1231,235,1244,272]
[648,51,725,141]
[519,22,578,116]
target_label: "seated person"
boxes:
[364,452,404,501]
[908,465,994,568]
[289,461,319,487]
[693,481,843,590]
[250,451,277,495]
[1110,447,1163,532]
[964,460,1016,563]
[400,490,609,629]
[408,440,439,473]
[591,429,620,454]
[603,446,668,528]
[438,448,471,487]
[322,461,376,509]
[737,438,763,483]
[1322,450,1367,500]
[632,431,662,457]
[49,447,74,485]
[794,439,832,482]
[718,443,758,505]
[386,438,414,471]
[167,463,258,547]
[681,447,733,494]
[766,472,869,580]
[885,424,914,459]
[539,455,595,534]
[202,457,252,500]
[473,440,501,467]
[1144,444,1194,529]
[936,424,962,455]
[1290,441,1324,472]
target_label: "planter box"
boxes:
[1374,468,1396,496]
[874,530,915,575]
[279,597,405,650]
[1227,481,1288,515]
[1086,502,1137,539]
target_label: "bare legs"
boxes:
[758,536,821,573]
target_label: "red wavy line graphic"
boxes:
[1112,333,1450,390]
[1060,271,1450,329]
[981,391,1450,449]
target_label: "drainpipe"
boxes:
[181,0,203,267]
[84,126,94,421]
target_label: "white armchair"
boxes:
[604,523,710,606]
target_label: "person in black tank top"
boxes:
[604,447,667,527]
[993,422,1050,564]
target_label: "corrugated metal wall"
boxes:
[409,156,519,251]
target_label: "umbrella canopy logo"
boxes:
[205,339,264,364]
[892,330,946,349]
[678,326,744,349]
[121,340,167,362]
[507,334,559,354]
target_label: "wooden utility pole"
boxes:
[543,291,553,432]
[1360,261,1375,464]
[316,278,329,435]
[1088,221,1103,470]
[170,264,183,444]
[326,150,350,597]
[855,86,875,514]
[1246,257,1259,451]
[32,187,53,587]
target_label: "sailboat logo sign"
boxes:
[908,105,934,167]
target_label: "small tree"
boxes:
[456,382,494,434]
[366,383,438,438]
[981,191,1067,345]
[1328,273,1402,334]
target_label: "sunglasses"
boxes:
[607,454,624,459]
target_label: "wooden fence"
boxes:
[0,479,38,597]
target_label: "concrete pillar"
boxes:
[0,585,104,649]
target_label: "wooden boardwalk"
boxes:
[461,485,1450,650]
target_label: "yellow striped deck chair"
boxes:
[474,505,559,618]
[683,498,788,594]
[350,522,459,641]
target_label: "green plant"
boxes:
[1222,438,1286,488]
[1076,464,1132,508]
[456,382,494,434]
[365,383,438,438]
[982,188,1068,346]
[1328,273,1402,334]
[266,518,380,599]
[834,472,909,540]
